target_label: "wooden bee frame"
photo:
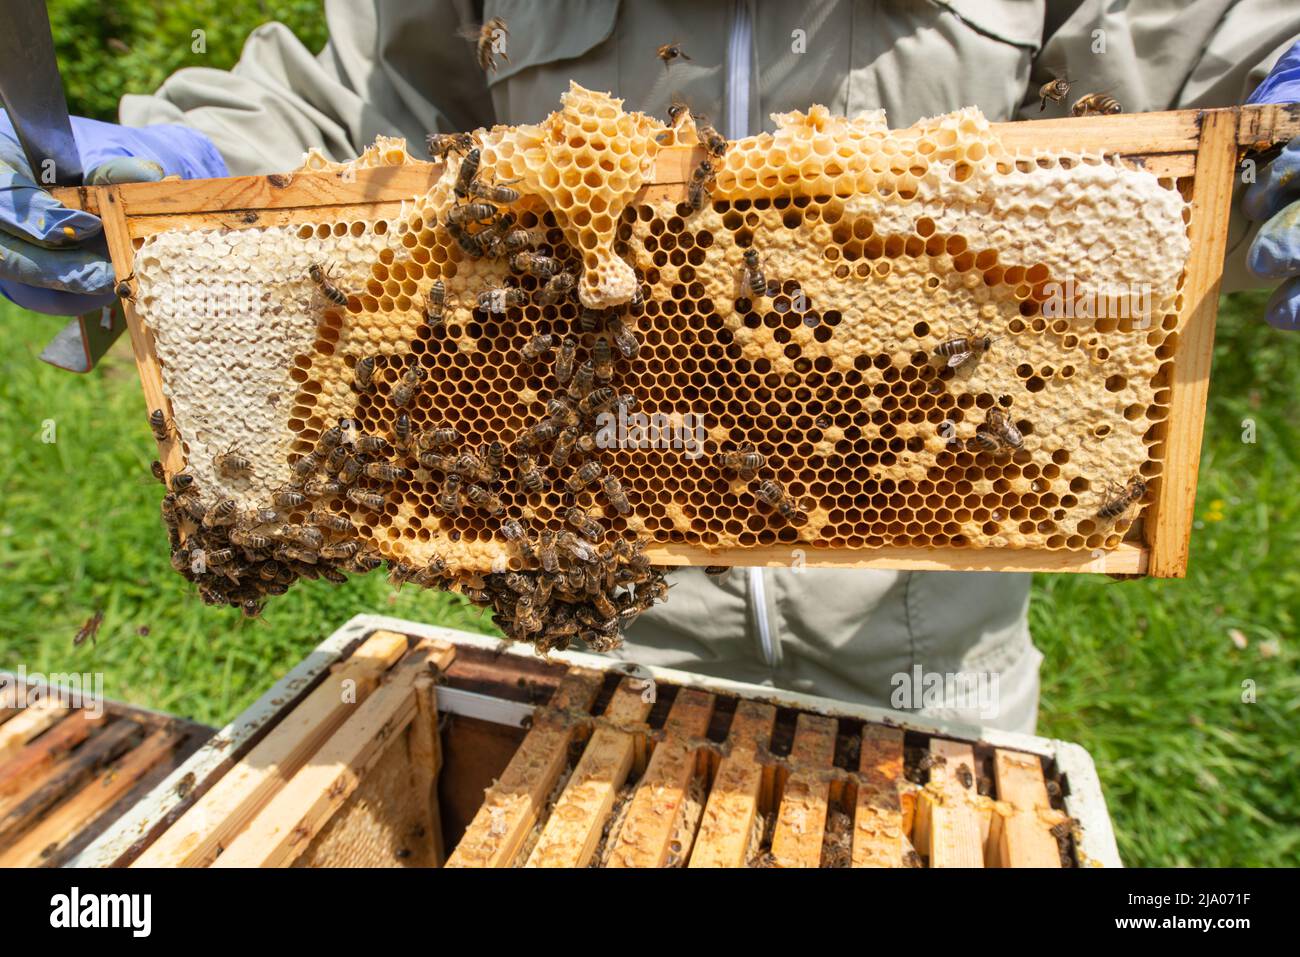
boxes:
[53,103,1300,579]
[68,615,1122,868]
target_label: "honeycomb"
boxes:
[132,84,1190,629]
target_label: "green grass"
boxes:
[1,293,1296,866]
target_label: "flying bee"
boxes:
[73,610,104,647]
[566,507,605,543]
[424,279,449,328]
[273,487,307,508]
[307,509,352,533]
[570,359,595,399]
[754,478,807,525]
[601,474,631,515]
[516,451,547,494]
[935,329,1001,369]
[307,262,349,306]
[741,249,767,298]
[355,434,391,456]
[551,427,578,470]
[460,17,509,73]
[346,488,386,510]
[365,462,409,482]
[354,355,377,392]
[1071,92,1122,116]
[1096,476,1147,521]
[454,147,482,199]
[537,271,576,306]
[656,41,691,68]
[720,443,765,480]
[555,337,577,384]
[466,483,505,515]
[1038,76,1072,111]
[592,337,614,383]
[522,333,554,361]
[391,364,426,409]
[446,201,497,226]
[426,131,474,162]
[566,459,603,493]
[477,285,528,313]
[510,251,561,279]
[608,315,640,360]
[579,386,616,416]
[438,473,463,515]
[687,158,716,212]
[205,499,239,527]
[469,177,522,204]
[148,408,175,443]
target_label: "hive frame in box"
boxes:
[53,104,1300,579]
[67,612,1122,868]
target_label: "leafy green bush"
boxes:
[49,0,328,121]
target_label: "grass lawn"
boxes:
[0,292,1295,866]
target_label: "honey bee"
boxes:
[537,271,576,306]
[579,386,616,416]
[754,478,807,525]
[346,487,386,511]
[321,540,360,560]
[559,529,598,563]
[148,408,175,443]
[307,509,353,533]
[337,454,365,485]
[205,548,236,566]
[555,337,577,384]
[935,330,1000,369]
[537,529,560,572]
[469,177,522,205]
[741,249,767,298]
[510,251,561,279]
[419,450,456,472]
[615,392,639,417]
[230,527,273,551]
[719,444,765,479]
[392,412,413,451]
[1071,92,1122,117]
[520,418,558,451]
[423,426,460,450]
[570,359,595,399]
[601,474,632,515]
[277,545,319,565]
[447,220,482,257]
[608,315,640,360]
[656,41,691,68]
[446,201,497,226]
[1038,76,1072,111]
[283,524,325,549]
[483,440,506,481]
[696,123,728,159]
[500,518,535,560]
[477,285,529,313]
[566,460,603,492]
[687,158,716,212]
[272,487,307,509]
[205,499,239,526]
[391,364,426,409]
[424,279,449,328]
[522,333,554,360]
[547,397,579,428]
[308,262,348,306]
[551,427,578,469]
[1096,476,1147,521]
[704,565,731,577]
[592,337,614,383]
[354,355,377,392]
[426,132,474,162]
[251,508,280,525]
[466,483,505,515]
[454,147,481,199]
[503,228,543,253]
[566,507,605,543]
[449,451,485,482]
[974,408,1024,453]
[212,445,251,478]
[292,451,320,478]
[364,462,409,482]
[149,459,167,484]
[576,432,597,456]
[578,307,605,334]
[516,451,547,494]
[460,17,509,73]
[355,434,391,456]
[438,473,463,515]
[73,610,104,647]
[169,469,195,494]
[318,421,346,453]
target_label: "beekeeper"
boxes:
[3,1,1298,732]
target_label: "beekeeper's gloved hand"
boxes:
[1244,40,1300,330]
[0,112,226,316]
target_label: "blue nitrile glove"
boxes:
[0,113,227,316]
[1245,40,1300,330]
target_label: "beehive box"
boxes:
[67,615,1121,868]
[52,97,1299,621]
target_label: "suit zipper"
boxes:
[748,567,782,668]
